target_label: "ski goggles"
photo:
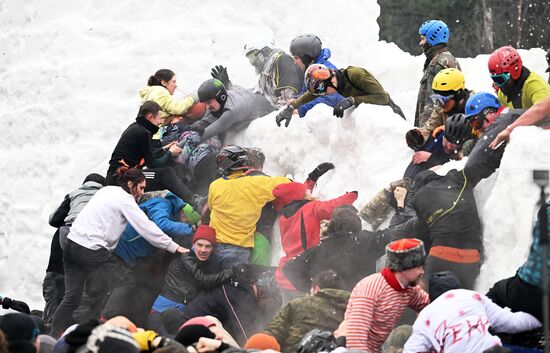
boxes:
[430,93,455,106]
[468,108,491,131]
[490,72,511,87]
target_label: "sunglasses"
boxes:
[490,72,511,87]
[430,93,454,106]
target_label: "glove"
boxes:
[132,330,158,351]
[276,105,294,127]
[231,263,251,284]
[307,162,335,182]
[210,65,231,87]
[333,97,355,118]
[405,129,424,150]
[1,297,30,314]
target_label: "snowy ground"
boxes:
[1,0,549,309]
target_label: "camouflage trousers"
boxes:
[360,178,411,230]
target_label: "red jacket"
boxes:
[275,192,358,290]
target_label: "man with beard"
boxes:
[334,238,429,353]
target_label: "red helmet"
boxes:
[488,46,523,80]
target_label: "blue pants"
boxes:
[213,243,251,268]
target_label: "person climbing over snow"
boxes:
[210,40,302,109]
[288,33,345,117]
[271,169,357,304]
[106,101,205,210]
[275,63,405,127]
[487,46,550,109]
[415,19,461,127]
[206,145,290,267]
[361,113,472,230]
[406,68,473,151]
[139,69,198,123]
[191,79,274,142]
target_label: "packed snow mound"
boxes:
[0,0,549,308]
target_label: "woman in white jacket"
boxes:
[50,168,188,337]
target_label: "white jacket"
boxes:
[68,186,179,253]
[404,289,541,353]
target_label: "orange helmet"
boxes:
[304,64,334,95]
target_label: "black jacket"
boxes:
[412,169,482,251]
[464,109,523,186]
[107,116,172,178]
[160,252,234,304]
[181,283,258,346]
[283,230,386,292]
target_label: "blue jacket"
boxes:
[115,193,193,265]
[403,130,453,180]
[518,202,550,287]
[297,48,345,117]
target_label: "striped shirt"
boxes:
[336,272,429,353]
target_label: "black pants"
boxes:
[108,167,195,203]
[423,255,480,290]
[50,240,127,337]
[42,272,65,325]
[486,273,543,322]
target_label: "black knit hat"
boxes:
[0,313,39,343]
[385,238,426,272]
[428,271,462,301]
[175,324,215,346]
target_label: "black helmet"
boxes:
[216,145,249,174]
[290,34,322,67]
[297,329,340,353]
[444,113,472,145]
[197,79,227,107]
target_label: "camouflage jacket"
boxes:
[415,45,460,127]
[419,90,473,144]
[264,288,350,353]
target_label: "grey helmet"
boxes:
[290,34,322,66]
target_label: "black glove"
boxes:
[1,297,31,314]
[210,65,231,87]
[307,162,335,182]
[190,125,205,136]
[156,337,186,350]
[231,263,251,284]
[405,129,424,150]
[276,105,294,127]
[333,97,355,118]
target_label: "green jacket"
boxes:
[291,66,389,109]
[139,85,196,119]
[497,70,550,109]
[264,288,350,353]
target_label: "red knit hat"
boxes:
[244,333,281,351]
[193,225,216,245]
[385,238,426,272]
[272,182,307,210]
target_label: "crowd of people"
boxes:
[2,20,550,353]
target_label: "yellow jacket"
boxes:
[139,85,195,119]
[208,172,290,248]
[497,71,550,109]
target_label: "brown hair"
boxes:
[117,168,145,194]
[147,69,175,87]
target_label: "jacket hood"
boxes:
[140,192,185,219]
[80,181,104,191]
[428,271,461,301]
[139,85,168,101]
[316,48,332,65]
[413,169,443,192]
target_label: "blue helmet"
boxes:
[465,92,501,117]
[419,20,449,46]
